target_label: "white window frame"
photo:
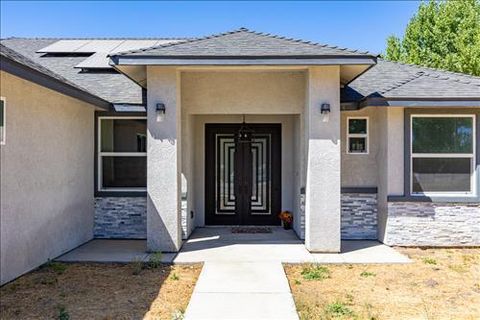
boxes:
[410,114,476,197]
[97,116,147,192]
[0,97,5,145]
[346,116,369,154]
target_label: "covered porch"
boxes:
[57,228,409,264]
[109,28,379,253]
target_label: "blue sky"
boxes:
[1,1,420,54]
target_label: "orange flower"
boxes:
[278,210,293,223]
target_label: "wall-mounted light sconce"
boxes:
[320,103,331,122]
[156,103,166,122]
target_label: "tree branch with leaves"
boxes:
[385,0,480,76]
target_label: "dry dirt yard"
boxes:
[0,262,201,320]
[285,248,480,320]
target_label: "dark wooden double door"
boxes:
[205,124,281,225]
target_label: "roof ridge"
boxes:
[111,27,378,57]
[110,28,249,56]
[379,58,480,83]
[378,71,425,94]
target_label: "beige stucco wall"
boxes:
[181,71,305,114]
[341,107,379,188]
[0,71,95,284]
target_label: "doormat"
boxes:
[231,227,272,234]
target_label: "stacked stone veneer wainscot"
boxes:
[384,202,480,246]
[94,197,189,239]
[299,193,378,240]
[94,197,147,239]
[341,193,378,240]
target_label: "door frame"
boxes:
[204,123,282,225]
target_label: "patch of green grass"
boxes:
[170,273,180,281]
[422,258,437,265]
[325,301,355,318]
[57,306,69,320]
[360,271,376,278]
[43,261,68,275]
[301,265,330,281]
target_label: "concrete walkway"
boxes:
[175,227,410,264]
[56,228,410,320]
[181,228,409,320]
[185,261,299,320]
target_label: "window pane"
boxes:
[348,119,367,134]
[412,117,473,153]
[102,156,146,188]
[101,119,146,152]
[349,137,367,153]
[412,158,471,193]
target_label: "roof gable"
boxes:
[115,28,375,58]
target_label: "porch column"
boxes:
[304,66,341,252]
[146,66,182,252]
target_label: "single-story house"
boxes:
[1,28,479,285]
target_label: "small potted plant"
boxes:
[278,210,293,230]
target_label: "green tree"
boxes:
[385,0,480,76]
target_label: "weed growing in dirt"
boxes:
[422,258,437,265]
[148,252,163,269]
[171,273,180,281]
[43,261,68,275]
[57,306,69,320]
[171,309,184,320]
[325,301,355,318]
[131,257,144,275]
[448,264,468,273]
[301,265,330,281]
[360,271,376,278]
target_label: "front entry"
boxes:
[205,123,281,225]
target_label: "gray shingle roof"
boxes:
[344,59,480,102]
[1,38,148,104]
[1,43,84,89]
[116,28,375,57]
[2,33,479,106]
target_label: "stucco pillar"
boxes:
[304,66,341,252]
[146,67,182,252]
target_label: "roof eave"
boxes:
[1,55,111,110]
[110,55,377,66]
[355,96,480,109]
